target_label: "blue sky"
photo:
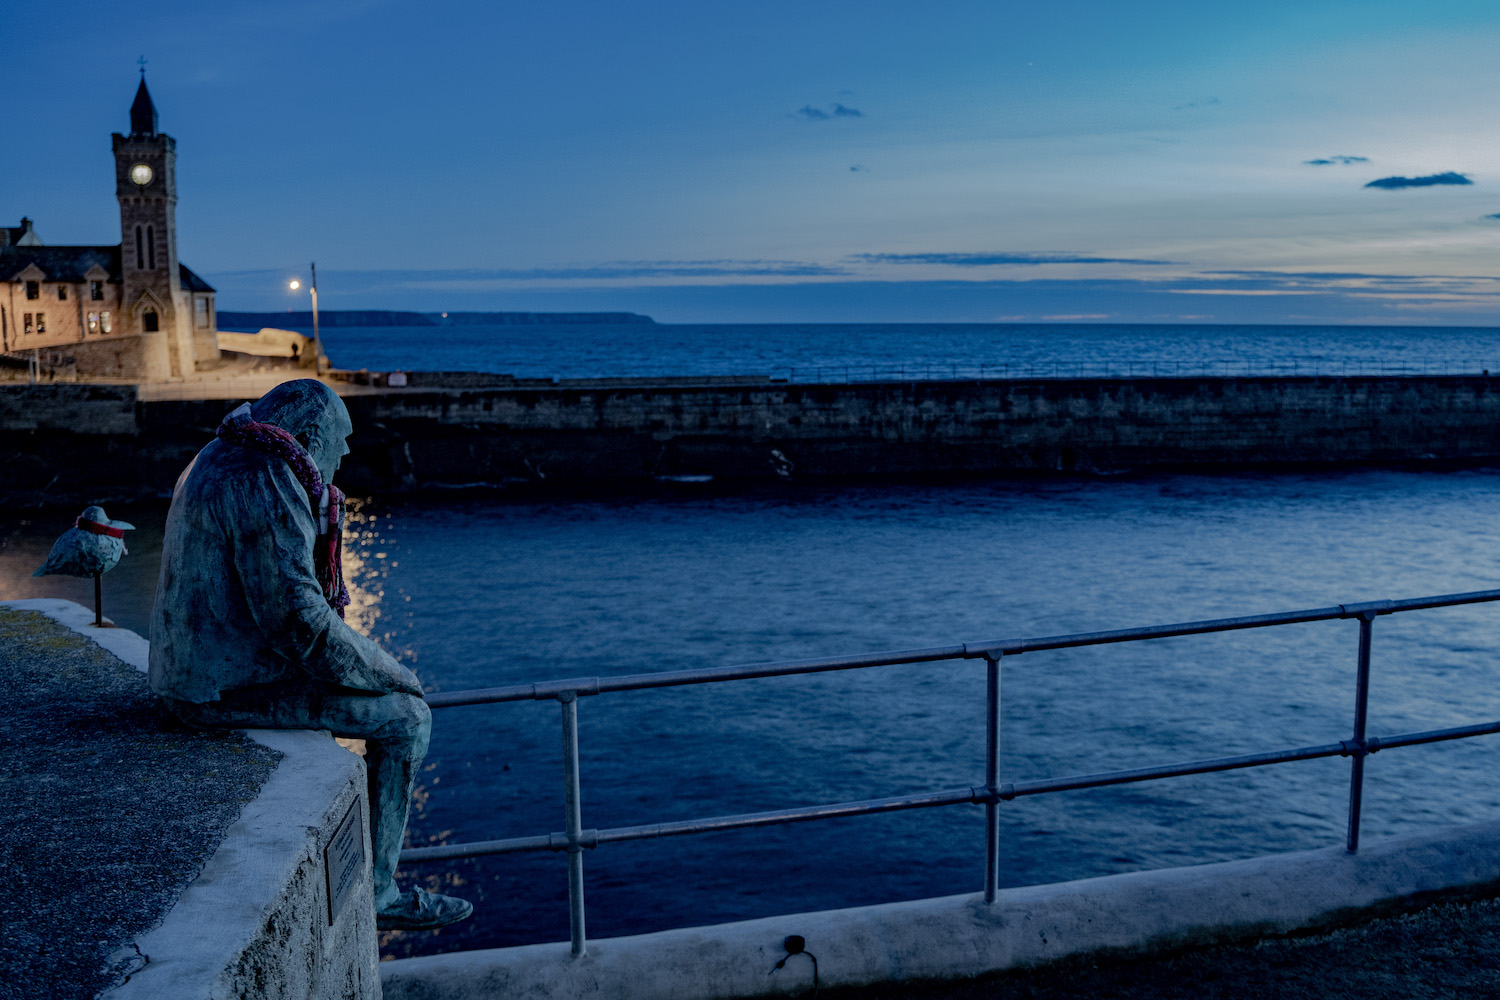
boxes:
[6,0,1500,323]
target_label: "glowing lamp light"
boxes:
[289,280,301,290]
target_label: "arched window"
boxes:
[142,309,159,332]
[147,226,156,270]
[135,226,144,269]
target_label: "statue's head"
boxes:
[250,379,353,482]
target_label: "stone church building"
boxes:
[1,78,219,380]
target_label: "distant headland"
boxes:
[216,310,655,329]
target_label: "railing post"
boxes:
[559,691,587,954]
[1346,612,1375,853]
[984,653,1002,903]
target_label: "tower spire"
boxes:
[130,62,157,136]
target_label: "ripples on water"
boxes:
[314,321,1500,380]
[6,469,1500,958]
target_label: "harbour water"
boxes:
[7,467,1500,959]
[9,323,1500,959]
[307,321,1500,380]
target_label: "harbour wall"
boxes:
[5,374,1500,499]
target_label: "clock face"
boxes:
[129,163,153,186]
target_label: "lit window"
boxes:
[195,297,209,328]
[57,285,67,301]
[90,281,103,301]
[35,312,45,335]
[23,313,32,335]
[25,281,38,300]
[87,312,99,334]
[100,311,112,334]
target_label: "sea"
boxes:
[8,322,1500,960]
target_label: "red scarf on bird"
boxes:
[75,517,126,539]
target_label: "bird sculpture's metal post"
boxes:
[34,505,135,626]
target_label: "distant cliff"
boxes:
[217,310,655,330]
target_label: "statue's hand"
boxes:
[380,658,425,698]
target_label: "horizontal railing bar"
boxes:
[595,645,969,694]
[399,788,981,864]
[402,834,554,862]
[962,606,1348,658]
[424,589,1500,708]
[594,788,978,844]
[424,646,969,707]
[1371,719,1500,750]
[1000,742,1349,797]
[399,719,1500,865]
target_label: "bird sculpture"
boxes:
[34,505,135,626]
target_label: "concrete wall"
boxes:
[7,599,380,1000]
[381,817,1500,1000]
[110,726,381,1000]
[219,328,314,359]
[21,332,168,381]
[6,374,1500,500]
[328,375,1500,489]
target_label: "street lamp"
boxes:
[288,262,323,374]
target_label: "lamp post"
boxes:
[288,262,323,374]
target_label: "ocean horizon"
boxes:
[237,320,1500,383]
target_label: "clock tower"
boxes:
[112,74,191,376]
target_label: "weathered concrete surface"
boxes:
[849,894,1500,998]
[0,599,279,998]
[109,726,380,1000]
[1,599,380,1000]
[380,817,1500,1000]
[0,382,137,433]
[7,375,1500,502]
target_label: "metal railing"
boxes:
[401,588,1500,956]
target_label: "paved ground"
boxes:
[0,606,280,998]
[829,894,1500,999]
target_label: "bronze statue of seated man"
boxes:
[149,379,471,931]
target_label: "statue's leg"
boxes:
[357,696,431,908]
[165,684,432,908]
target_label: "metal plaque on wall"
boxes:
[324,799,365,925]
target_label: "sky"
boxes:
[5,0,1500,324]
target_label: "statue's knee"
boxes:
[388,693,431,752]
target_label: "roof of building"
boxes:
[1,218,42,248]
[0,245,120,284]
[130,78,158,137]
[178,262,215,293]
[0,244,215,294]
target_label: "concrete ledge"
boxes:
[380,818,1500,1000]
[108,727,379,1000]
[4,600,379,1000]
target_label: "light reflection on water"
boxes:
[6,469,1500,960]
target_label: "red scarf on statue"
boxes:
[217,404,351,618]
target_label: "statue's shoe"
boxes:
[376,887,474,930]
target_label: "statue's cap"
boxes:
[249,379,346,437]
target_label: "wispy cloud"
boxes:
[852,251,1175,267]
[1304,155,1369,166]
[1483,213,1500,221]
[1173,97,1220,111]
[796,103,863,121]
[208,260,851,286]
[849,164,868,173]
[1365,172,1473,190]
